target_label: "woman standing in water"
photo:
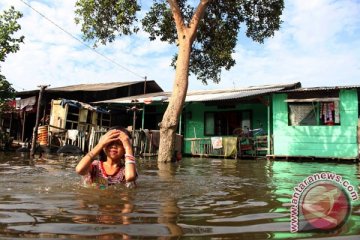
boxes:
[75,126,137,188]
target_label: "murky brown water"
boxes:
[0,152,359,239]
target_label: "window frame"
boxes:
[286,98,340,126]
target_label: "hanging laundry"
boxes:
[322,102,335,125]
[211,137,223,149]
[334,101,340,124]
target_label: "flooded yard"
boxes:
[0,152,359,239]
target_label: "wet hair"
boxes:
[99,151,107,162]
[99,125,131,161]
[109,125,131,138]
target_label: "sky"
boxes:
[0,0,359,93]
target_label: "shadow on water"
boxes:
[0,152,359,239]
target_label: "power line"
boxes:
[11,83,26,91]
[18,0,146,80]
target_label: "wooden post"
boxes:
[267,103,271,155]
[132,109,136,140]
[9,112,13,137]
[143,76,147,94]
[21,111,25,142]
[141,104,145,129]
[30,85,49,156]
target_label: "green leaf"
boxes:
[0,6,24,63]
[75,0,284,84]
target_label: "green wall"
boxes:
[183,102,268,154]
[272,89,359,159]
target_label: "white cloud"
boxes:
[211,0,360,90]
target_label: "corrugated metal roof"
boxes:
[280,85,360,92]
[16,80,162,96]
[93,82,301,104]
[182,82,300,102]
[48,81,142,92]
[185,87,283,102]
[92,92,171,104]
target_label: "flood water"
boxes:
[0,152,359,239]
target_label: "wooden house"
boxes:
[1,81,163,151]
[181,83,301,158]
[93,82,301,158]
[271,86,360,160]
[44,99,111,150]
[94,83,360,161]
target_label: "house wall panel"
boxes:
[272,89,359,159]
[183,101,269,155]
[340,89,358,126]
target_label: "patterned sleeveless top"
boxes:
[83,160,130,188]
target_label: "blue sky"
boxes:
[1,0,360,92]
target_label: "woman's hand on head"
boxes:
[98,129,121,148]
[118,131,132,153]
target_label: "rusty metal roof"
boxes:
[48,81,142,91]
[16,80,162,96]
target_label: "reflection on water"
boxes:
[0,152,359,239]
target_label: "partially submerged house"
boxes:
[94,82,360,161]
[271,86,360,160]
[1,81,163,151]
[3,79,359,161]
[93,82,302,158]
[93,91,175,156]
[180,83,302,158]
[45,99,111,151]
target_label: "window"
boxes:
[288,100,340,126]
[204,110,251,136]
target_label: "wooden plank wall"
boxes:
[272,89,358,159]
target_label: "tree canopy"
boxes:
[0,75,15,112]
[0,6,24,113]
[0,6,24,63]
[75,0,284,84]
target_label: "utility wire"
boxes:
[11,83,26,91]
[18,0,146,80]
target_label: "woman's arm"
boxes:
[75,142,102,175]
[119,131,137,182]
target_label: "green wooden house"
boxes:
[93,83,360,161]
[181,83,301,158]
[94,83,301,158]
[272,86,360,160]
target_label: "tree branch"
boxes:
[168,0,210,44]
[167,0,186,37]
[188,0,210,42]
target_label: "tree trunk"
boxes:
[158,41,191,162]
[30,85,47,157]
